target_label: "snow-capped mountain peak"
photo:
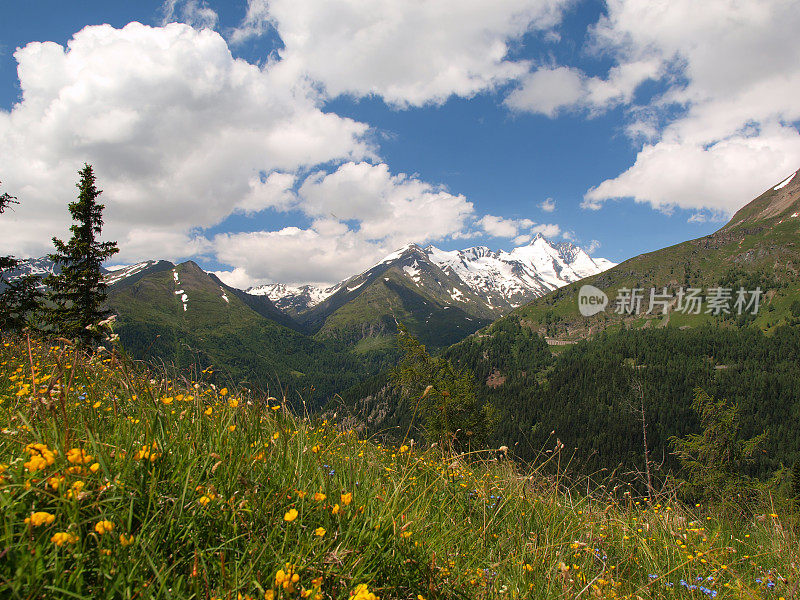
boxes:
[426,236,615,310]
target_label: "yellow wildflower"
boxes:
[67,448,93,464]
[24,443,56,472]
[351,583,378,600]
[275,564,300,592]
[94,520,114,535]
[67,480,85,500]
[119,534,135,546]
[341,492,353,506]
[51,531,79,546]
[284,508,299,522]
[315,527,326,537]
[25,511,56,527]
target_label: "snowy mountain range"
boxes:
[247,282,341,319]
[249,234,615,316]
[4,235,614,348]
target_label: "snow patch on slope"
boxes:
[347,279,367,292]
[450,288,465,302]
[402,261,421,283]
[104,261,156,286]
[774,171,796,190]
[172,269,187,311]
[380,243,417,264]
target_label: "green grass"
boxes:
[1,335,797,599]
[352,336,396,356]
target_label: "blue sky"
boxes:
[1,0,799,286]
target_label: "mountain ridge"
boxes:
[247,236,615,318]
[444,166,800,348]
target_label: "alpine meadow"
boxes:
[2,1,800,599]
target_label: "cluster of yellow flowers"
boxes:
[94,520,114,535]
[350,583,379,600]
[51,531,79,546]
[25,511,55,527]
[23,443,57,472]
[269,564,325,599]
[275,563,300,593]
[134,442,161,462]
[66,448,93,465]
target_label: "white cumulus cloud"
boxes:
[231,0,572,107]
[504,60,660,116]
[161,0,219,29]
[540,197,556,212]
[581,0,800,214]
[212,161,476,285]
[584,125,800,214]
[0,22,373,261]
[477,214,561,241]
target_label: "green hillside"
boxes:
[107,261,378,405]
[440,170,800,474]
[508,168,800,339]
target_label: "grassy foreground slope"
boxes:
[1,336,797,599]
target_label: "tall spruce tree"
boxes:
[0,182,43,330]
[46,165,118,345]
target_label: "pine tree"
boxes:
[0,182,43,330]
[670,388,767,509]
[45,165,119,345]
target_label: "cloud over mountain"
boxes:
[0,22,372,261]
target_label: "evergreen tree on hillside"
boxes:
[45,165,119,345]
[391,324,492,452]
[670,388,767,509]
[0,182,43,330]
